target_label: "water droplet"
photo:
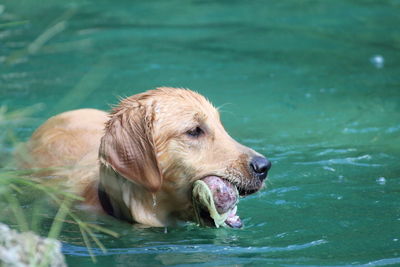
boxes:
[376,177,386,185]
[370,55,384,68]
[152,194,157,207]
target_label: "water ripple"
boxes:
[294,155,382,167]
[317,148,357,156]
[342,127,380,134]
[386,124,400,134]
[62,239,327,256]
[292,257,400,267]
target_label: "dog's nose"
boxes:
[250,156,271,180]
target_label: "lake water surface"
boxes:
[1,0,400,266]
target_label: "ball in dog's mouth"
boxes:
[192,176,243,228]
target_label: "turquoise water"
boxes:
[1,0,400,266]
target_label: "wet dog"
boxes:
[18,88,271,227]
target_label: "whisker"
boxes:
[216,103,234,115]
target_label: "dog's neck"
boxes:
[97,181,121,220]
[98,163,174,227]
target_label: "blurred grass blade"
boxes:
[30,200,45,233]
[79,227,97,263]
[5,9,75,64]
[0,20,29,29]
[79,222,107,253]
[48,199,71,239]
[4,192,29,232]
[85,223,120,238]
[55,57,111,112]
[27,21,66,54]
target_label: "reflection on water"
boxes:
[1,0,400,266]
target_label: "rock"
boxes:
[0,223,66,267]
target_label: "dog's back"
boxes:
[15,108,108,206]
[17,108,108,170]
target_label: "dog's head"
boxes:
[99,87,271,226]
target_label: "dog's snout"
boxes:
[250,156,271,180]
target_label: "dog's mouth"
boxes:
[237,186,260,197]
[192,176,261,228]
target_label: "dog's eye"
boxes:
[186,127,204,138]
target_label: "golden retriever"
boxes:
[18,87,271,227]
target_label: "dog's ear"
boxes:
[99,104,162,192]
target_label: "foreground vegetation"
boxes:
[0,105,119,263]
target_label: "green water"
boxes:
[1,0,400,266]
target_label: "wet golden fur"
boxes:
[18,88,265,227]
